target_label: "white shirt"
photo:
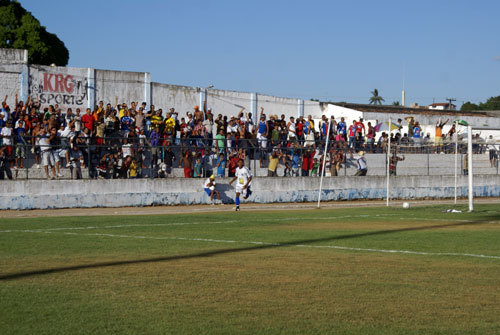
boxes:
[39,134,51,152]
[122,144,132,157]
[74,115,82,132]
[355,155,367,170]
[235,166,252,187]
[204,178,215,190]
[59,126,74,139]
[1,127,13,145]
[487,138,497,151]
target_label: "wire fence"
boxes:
[1,135,498,180]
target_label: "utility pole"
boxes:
[446,97,456,110]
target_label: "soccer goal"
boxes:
[465,125,500,212]
[316,119,499,211]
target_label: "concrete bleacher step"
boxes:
[11,167,89,180]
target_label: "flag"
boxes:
[375,122,399,132]
[455,119,468,126]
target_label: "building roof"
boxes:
[326,102,490,117]
[429,102,450,107]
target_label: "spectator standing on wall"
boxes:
[228,151,239,177]
[351,150,367,176]
[14,117,27,169]
[215,128,226,153]
[216,152,226,177]
[180,149,193,178]
[287,116,296,140]
[150,126,161,168]
[69,145,84,179]
[337,117,347,141]
[193,156,202,178]
[257,108,268,150]
[413,122,422,152]
[290,144,300,177]
[348,120,356,150]
[435,118,449,153]
[163,145,176,177]
[389,150,405,176]
[296,116,304,145]
[301,148,314,176]
[395,118,403,137]
[0,121,13,168]
[366,122,375,153]
[0,145,13,179]
[267,150,281,177]
[37,127,57,180]
[487,135,498,168]
[81,108,94,133]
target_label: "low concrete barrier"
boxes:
[1,175,499,210]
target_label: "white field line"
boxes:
[2,229,499,260]
[0,213,482,234]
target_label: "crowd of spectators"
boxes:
[0,94,497,180]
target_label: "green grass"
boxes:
[1,204,499,335]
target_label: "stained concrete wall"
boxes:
[1,47,499,132]
[0,49,25,109]
[95,70,147,107]
[28,65,89,110]
[1,175,498,210]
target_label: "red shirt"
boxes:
[355,121,365,134]
[302,151,314,170]
[296,122,304,136]
[82,113,94,131]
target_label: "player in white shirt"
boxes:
[203,175,221,204]
[229,159,253,211]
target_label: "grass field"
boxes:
[1,203,499,335]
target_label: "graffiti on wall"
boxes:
[29,70,88,106]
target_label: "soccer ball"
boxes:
[402,202,410,209]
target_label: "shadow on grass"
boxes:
[1,215,499,281]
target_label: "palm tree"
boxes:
[369,89,385,105]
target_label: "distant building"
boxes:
[428,102,456,111]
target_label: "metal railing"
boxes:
[0,134,498,180]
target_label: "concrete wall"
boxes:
[1,175,498,210]
[0,49,25,109]
[28,65,89,110]
[1,47,499,134]
[95,70,147,107]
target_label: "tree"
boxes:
[461,96,500,111]
[460,101,479,112]
[0,0,69,65]
[392,101,400,106]
[479,96,500,110]
[369,88,385,105]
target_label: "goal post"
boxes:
[466,125,500,212]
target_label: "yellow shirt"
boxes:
[151,115,163,127]
[129,161,137,178]
[165,117,175,134]
[268,156,279,172]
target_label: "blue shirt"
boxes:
[121,116,132,131]
[216,156,226,175]
[150,131,160,146]
[413,127,421,138]
[258,121,267,134]
[337,122,346,135]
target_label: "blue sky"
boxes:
[20,0,500,107]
